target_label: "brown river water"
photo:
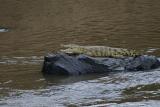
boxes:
[0,0,160,106]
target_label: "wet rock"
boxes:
[42,53,160,75]
[125,55,160,71]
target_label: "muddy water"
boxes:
[0,0,160,106]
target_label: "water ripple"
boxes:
[0,56,44,65]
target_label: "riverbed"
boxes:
[0,0,160,106]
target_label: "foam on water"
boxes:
[0,28,9,32]
[0,68,159,107]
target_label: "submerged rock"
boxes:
[42,53,160,75]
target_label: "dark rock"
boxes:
[42,53,94,75]
[42,53,160,75]
[125,55,160,71]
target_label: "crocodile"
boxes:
[60,44,140,58]
[42,45,160,75]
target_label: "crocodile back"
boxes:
[60,44,140,57]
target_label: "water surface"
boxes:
[0,0,160,106]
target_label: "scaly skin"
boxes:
[60,44,140,57]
